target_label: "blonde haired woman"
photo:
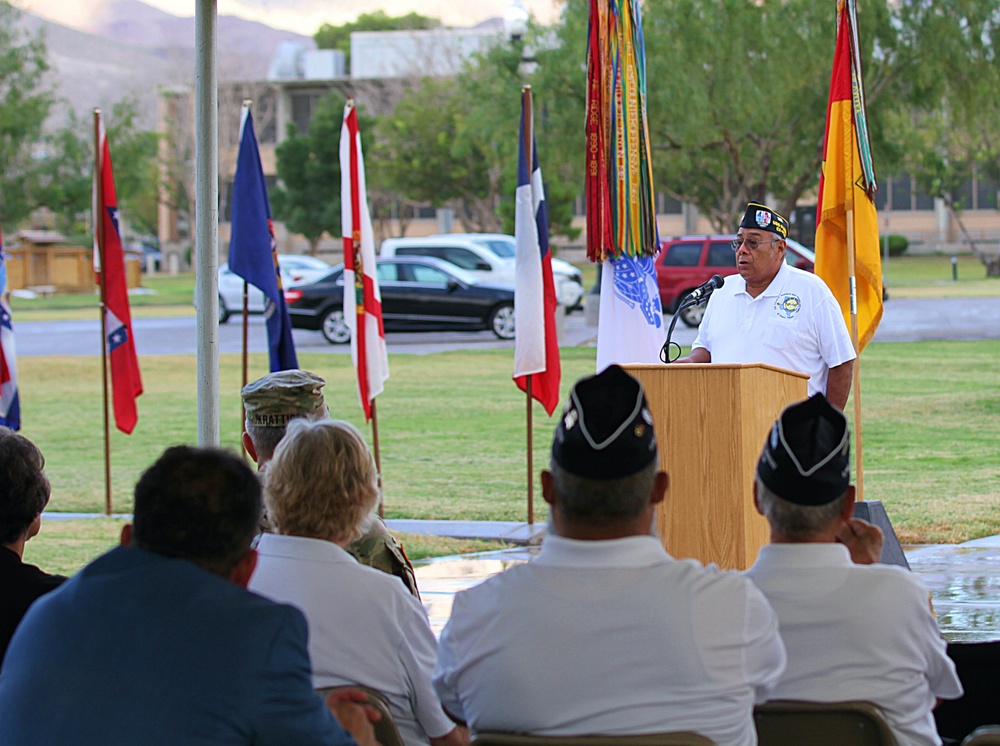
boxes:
[249,419,466,746]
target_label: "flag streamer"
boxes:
[95,114,143,435]
[0,228,20,430]
[815,0,883,353]
[340,100,389,422]
[229,104,299,373]
[585,0,659,263]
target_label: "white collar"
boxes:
[751,542,854,570]
[255,532,357,565]
[534,534,670,569]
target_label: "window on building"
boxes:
[890,175,912,211]
[291,93,319,135]
[974,169,998,210]
[257,91,278,144]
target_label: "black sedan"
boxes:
[283,256,516,344]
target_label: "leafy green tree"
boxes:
[271,92,377,255]
[35,98,158,236]
[888,3,1000,276]
[0,2,53,229]
[376,37,580,239]
[314,11,439,72]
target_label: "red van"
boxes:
[656,235,816,327]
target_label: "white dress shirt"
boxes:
[746,543,963,746]
[249,533,455,746]
[434,535,786,746]
[692,262,856,397]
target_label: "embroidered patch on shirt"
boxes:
[775,293,802,318]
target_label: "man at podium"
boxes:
[675,202,856,409]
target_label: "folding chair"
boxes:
[962,726,1000,746]
[754,700,896,746]
[472,731,715,746]
[317,684,404,746]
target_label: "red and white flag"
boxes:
[340,101,388,421]
[94,113,142,434]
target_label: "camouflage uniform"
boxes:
[346,514,421,599]
[242,369,420,597]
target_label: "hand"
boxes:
[326,690,382,746]
[430,726,470,746]
[836,518,884,565]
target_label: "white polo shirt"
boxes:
[433,535,786,746]
[249,533,456,746]
[746,543,963,746]
[692,262,856,397]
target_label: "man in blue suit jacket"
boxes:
[0,446,376,746]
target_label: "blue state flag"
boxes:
[229,107,298,372]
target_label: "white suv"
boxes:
[379,233,585,310]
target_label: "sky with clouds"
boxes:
[137,0,563,34]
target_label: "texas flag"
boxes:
[513,97,560,415]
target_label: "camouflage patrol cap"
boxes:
[241,369,327,428]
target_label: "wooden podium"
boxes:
[624,363,808,570]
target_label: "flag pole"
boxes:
[522,85,535,526]
[239,100,252,458]
[846,208,864,500]
[371,399,383,518]
[94,109,113,516]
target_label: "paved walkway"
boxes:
[46,513,999,642]
[395,520,1000,643]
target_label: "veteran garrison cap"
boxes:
[551,365,658,480]
[241,369,327,428]
[739,201,789,239]
[757,394,850,505]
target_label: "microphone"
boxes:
[687,274,725,301]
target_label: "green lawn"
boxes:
[10,257,1000,575]
[14,340,1000,577]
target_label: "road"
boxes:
[13,296,1000,357]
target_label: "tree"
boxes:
[0,2,53,229]
[159,81,280,249]
[531,0,1000,236]
[376,36,581,239]
[35,98,159,236]
[889,3,1000,276]
[270,92,357,255]
[314,11,439,73]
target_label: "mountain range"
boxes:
[12,0,315,128]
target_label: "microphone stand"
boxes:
[660,294,709,363]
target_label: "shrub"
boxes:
[885,234,909,257]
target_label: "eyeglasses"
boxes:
[731,236,780,252]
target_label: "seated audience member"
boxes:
[433,365,786,745]
[249,418,467,746]
[242,369,419,596]
[0,446,376,746]
[746,394,963,746]
[934,641,1000,743]
[0,427,65,663]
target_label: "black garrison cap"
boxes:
[551,365,658,479]
[757,394,851,505]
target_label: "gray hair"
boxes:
[755,477,847,541]
[265,419,379,543]
[548,459,657,526]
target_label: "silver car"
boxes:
[218,254,331,323]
